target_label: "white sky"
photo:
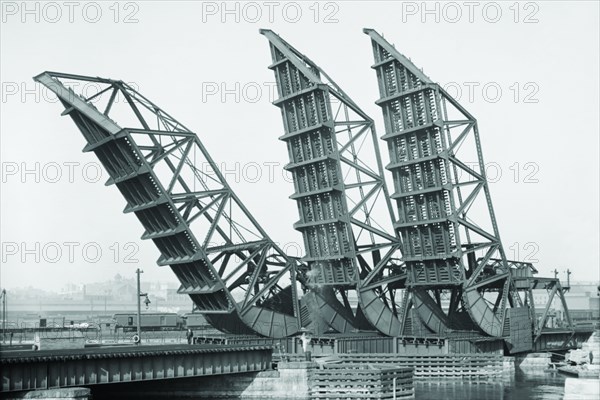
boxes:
[1,1,599,291]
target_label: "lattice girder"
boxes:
[261,29,405,335]
[34,71,302,338]
[364,28,518,337]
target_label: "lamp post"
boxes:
[1,289,6,344]
[104,289,108,313]
[135,268,146,344]
[597,284,600,329]
[135,268,150,344]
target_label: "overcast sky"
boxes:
[1,1,598,291]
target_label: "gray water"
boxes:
[95,370,575,400]
[204,371,570,400]
[414,371,567,400]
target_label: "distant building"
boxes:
[60,274,137,303]
[532,281,600,327]
[7,275,192,318]
[564,282,600,310]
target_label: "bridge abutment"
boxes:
[3,388,91,400]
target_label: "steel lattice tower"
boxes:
[261,30,405,335]
[34,72,303,338]
[364,29,523,337]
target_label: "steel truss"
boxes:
[34,71,302,338]
[261,30,405,335]
[364,29,526,338]
[34,30,577,342]
[503,259,574,352]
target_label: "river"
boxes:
[92,368,573,399]
[414,370,567,400]
[196,370,568,400]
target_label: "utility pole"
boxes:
[136,269,145,345]
[1,289,6,344]
[597,284,600,329]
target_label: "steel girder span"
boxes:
[364,29,524,338]
[33,72,302,338]
[260,30,407,336]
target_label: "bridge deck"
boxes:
[1,344,272,393]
